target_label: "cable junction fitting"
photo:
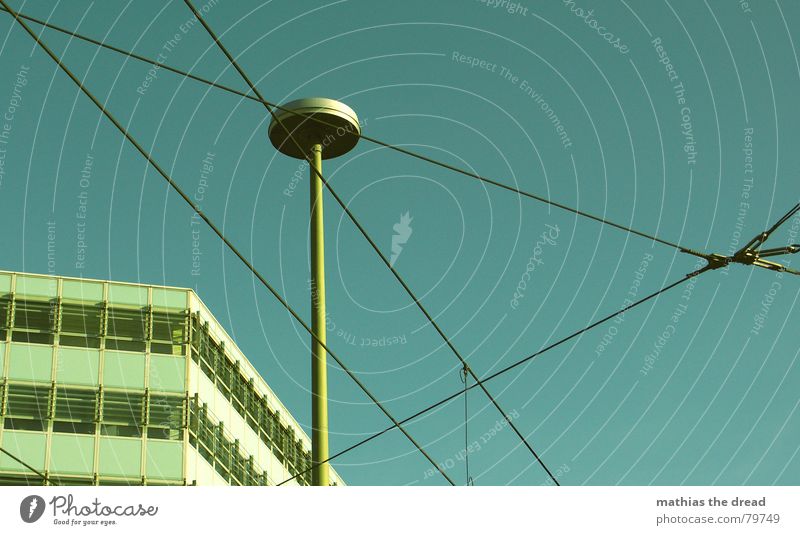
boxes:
[687,202,800,277]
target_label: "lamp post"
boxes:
[269,98,360,486]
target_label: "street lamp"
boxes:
[269,98,361,486]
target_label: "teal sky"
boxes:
[0,0,799,485]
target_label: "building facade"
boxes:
[0,270,343,486]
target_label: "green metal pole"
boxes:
[309,143,329,486]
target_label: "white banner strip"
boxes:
[2,486,796,534]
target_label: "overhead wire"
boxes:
[181,0,560,485]
[1,0,795,489]
[0,0,714,487]
[460,365,473,486]
[4,1,764,486]
[277,270,700,485]
[0,0,455,486]
[0,446,53,484]
[0,4,710,261]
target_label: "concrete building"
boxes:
[0,270,343,486]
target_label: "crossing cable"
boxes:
[278,270,700,485]
[3,2,714,484]
[687,202,800,276]
[0,446,53,484]
[0,5,709,261]
[0,0,455,487]
[1,0,788,486]
[730,202,800,274]
[181,0,560,486]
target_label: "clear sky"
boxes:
[0,0,798,486]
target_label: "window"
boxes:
[151,311,186,356]
[4,383,49,431]
[285,430,299,473]
[230,442,246,485]
[273,425,286,463]
[101,391,144,437]
[299,454,312,486]
[189,315,203,357]
[245,386,259,432]
[49,476,94,486]
[97,478,139,486]
[270,412,283,453]
[0,296,10,340]
[106,307,146,352]
[193,325,218,379]
[147,395,184,440]
[194,404,215,466]
[187,397,199,435]
[60,302,102,348]
[214,426,231,481]
[53,387,97,435]
[241,457,256,486]
[231,368,246,417]
[295,455,306,484]
[258,400,273,445]
[3,417,47,431]
[216,355,233,399]
[52,421,96,434]
[5,383,49,422]
[0,474,46,485]
[12,299,55,344]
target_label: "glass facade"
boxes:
[0,270,342,486]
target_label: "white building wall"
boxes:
[187,342,344,486]
[185,448,228,486]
